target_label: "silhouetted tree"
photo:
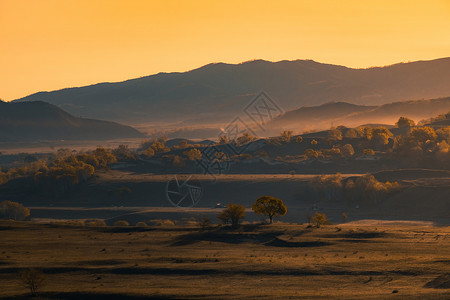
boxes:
[280,130,293,143]
[236,132,256,146]
[396,117,415,128]
[19,268,46,296]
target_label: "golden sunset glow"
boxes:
[1,0,449,100]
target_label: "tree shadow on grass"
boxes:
[263,237,332,247]
[171,225,332,248]
[170,228,285,246]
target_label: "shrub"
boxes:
[344,128,358,138]
[280,130,293,143]
[348,174,401,204]
[84,219,106,227]
[304,149,319,159]
[436,127,450,142]
[231,154,253,161]
[0,169,8,185]
[149,219,175,226]
[135,221,148,227]
[408,127,437,148]
[92,147,117,169]
[362,148,375,156]
[252,196,287,224]
[236,132,256,146]
[172,155,186,167]
[141,147,155,159]
[112,145,136,161]
[371,127,393,146]
[218,135,229,145]
[396,117,415,128]
[342,144,355,157]
[309,173,343,201]
[254,150,269,158]
[217,204,246,227]
[0,201,30,221]
[198,217,212,230]
[151,141,170,154]
[114,220,130,226]
[328,128,343,141]
[341,212,348,223]
[183,148,202,161]
[51,220,84,227]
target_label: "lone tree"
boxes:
[252,196,287,224]
[217,204,246,227]
[19,268,46,296]
[311,212,329,228]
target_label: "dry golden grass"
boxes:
[0,220,449,299]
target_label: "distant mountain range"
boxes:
[14,57,450,125]
[268,97,450,132]
[0,101,145,142]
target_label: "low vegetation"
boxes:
[0,200,30,220]
[1,220,448,299]
[217,204,246,227]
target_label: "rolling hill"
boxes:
[268,97,450,132]
[14,57,450,125]
[0,100,145,142]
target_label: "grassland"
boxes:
[0,220,449,299]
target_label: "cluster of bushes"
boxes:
[392,126,450,162]
[0,200,30,220]
[295,116,450,168]
[35,148,116,197]
[0,147,117,197]
[310,173,401,204]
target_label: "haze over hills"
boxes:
[14,57,450,126]
[268,97,450,132]
[0,100,145,142]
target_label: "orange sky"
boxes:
[1,0,449,101]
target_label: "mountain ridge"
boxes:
[0,100,145,142]
[13,57,450,125]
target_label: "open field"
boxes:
[3,169,449,225]
[0,220,449,299]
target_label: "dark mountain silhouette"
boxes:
[267,97,450,132]
[0,101,145,142]
[14,58,450,124]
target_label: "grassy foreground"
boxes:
[0,220,449,299]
